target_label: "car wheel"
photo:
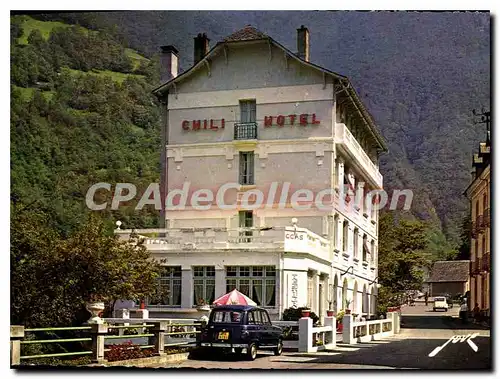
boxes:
[246,343,257,361]
[234,348,243,355]
[274,340,283,356]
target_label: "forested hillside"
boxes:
[10,15,161,235]
[10,11,490,258]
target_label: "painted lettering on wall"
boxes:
[264,114,321,127]
[291,273,298,308]
[182,119,225,131]
[285,232,304,240]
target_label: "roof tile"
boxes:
[427,260,470,283]
[223,25,269,42]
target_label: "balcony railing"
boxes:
[471,221,478,239]
[476,215,485,234]
[234,122,258,140]
[484,208,490,227]
[481,252,490,273]
[471,260,480,275]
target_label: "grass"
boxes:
[14,15,78,45]
[125,48,149,70]
[12,85,55,102]
[62,67,145,84]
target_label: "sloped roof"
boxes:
[153,25,388,152]
[427,260,470,283]
[223,25,268,42]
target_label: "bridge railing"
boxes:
[11,319,202,366]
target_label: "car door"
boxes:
[248,310,262,344]
[259,310,273,346]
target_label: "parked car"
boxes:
[198,305,284,360]
[433,296,449,312]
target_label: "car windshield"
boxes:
[211,310,243,324]
[435,297,446,301]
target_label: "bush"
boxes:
[105,342,155,362]
[282,307,319,325]
[336,309,345,323]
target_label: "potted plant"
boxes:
[326,301,335,317]
[344,299,352,314]
[336,309,345,332]
[301,307,311,318]
[86,294,106,324]
[196,298,211,312]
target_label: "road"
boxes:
[167,303,491,370]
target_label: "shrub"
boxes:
[336,310,345,323]
[105,342,156,362]
[282,307,319,325]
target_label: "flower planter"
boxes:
[86,301,105,324]
[301,309,311,318]
[326,310,335,317]
[337,323,343,332]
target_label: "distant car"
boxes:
[198,305,284,361]
[433,297,449,312]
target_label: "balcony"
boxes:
[234,122,258,140]
[484,208,490,227]
[476,215,485,234]
[471,260,480,275]
[335,123,383,188]
[115,225,331,262]
[481,253,490,273]
[471,221,478,239]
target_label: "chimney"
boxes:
[160,45,179,83]
[194,33,210,65]
[297,25,310,62]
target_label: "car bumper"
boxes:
[200,342,248,348]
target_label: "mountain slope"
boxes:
[11,11,490,252]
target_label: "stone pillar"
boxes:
[10,325,24,366]
[181,268,193,308]
[298,316,313,353]
[115,309,129,336]
[91,323,108,364]
[152,322,168,355]
[323,316,336,348]
[342,313,355,344]
[215,268,226,299]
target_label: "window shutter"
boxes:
[249,101,256,123]
[240,101,249,123]
[239,152,245,184]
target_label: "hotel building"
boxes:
[115,25,388,320]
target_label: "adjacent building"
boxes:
[465,118,491,313]
[426,260,470,297]
[116,25,388,320]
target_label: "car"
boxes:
[433,296,449,312]
[198,304,284,361]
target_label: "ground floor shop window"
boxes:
[225,266,276,306]
[148,266,181,306]
[193,266,215,305]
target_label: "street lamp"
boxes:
[369,276,382,288]
[340,266,354,276]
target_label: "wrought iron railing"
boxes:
[484,208,490,227]
[234,122,257,140]
[476,215,485,233]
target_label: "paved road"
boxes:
[167,304,491,370]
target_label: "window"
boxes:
[475,200,480,218]
[362,234,368,262]
[193,266,215,306]
[239,210,253,242]
[225,266,276,306]
[148,266,181,306]
[353,228,359,258]
[333,215,339,250]
[211,310,243,324]
[370,240,376,265]
[240,100,256,123]
[260,310,271,325]
[307,273,314,309]
[235,100,257,139]
[239,152,255,185]
[342,221,349,252]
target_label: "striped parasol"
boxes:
[213,289,257,306]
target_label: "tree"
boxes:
[11,206,162,327]
[377,212,431,313]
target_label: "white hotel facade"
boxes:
[115,26,388,320]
